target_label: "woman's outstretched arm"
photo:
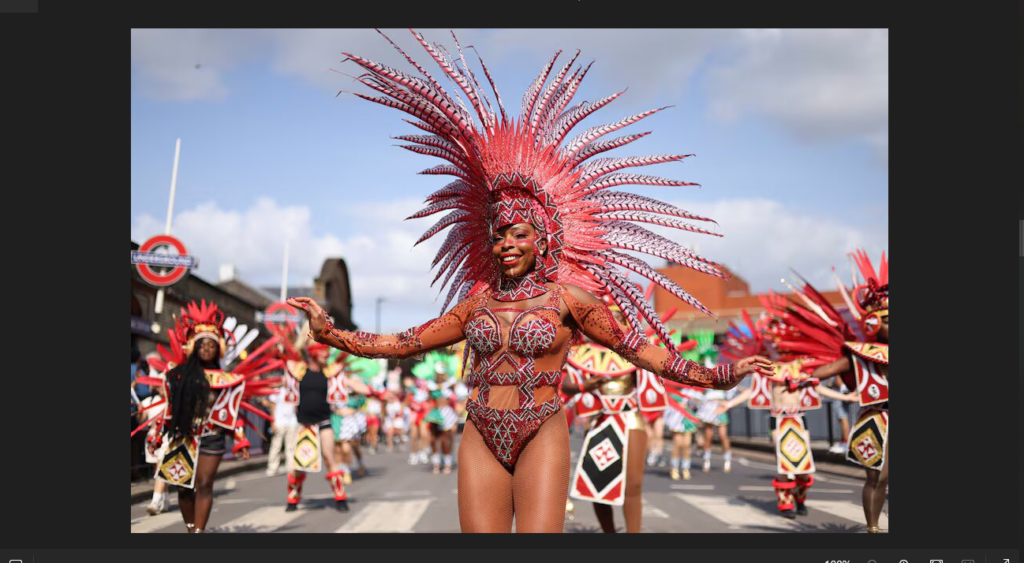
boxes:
[288,296,483,360]
[561,285,774,390]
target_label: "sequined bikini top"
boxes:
[464,285,564,359]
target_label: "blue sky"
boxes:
[131,29,888,331]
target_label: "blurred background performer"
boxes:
[717,308,858,519]
[763,251,889,532]
[282,340,372,512]
[137,301,282,532]
[561,298,671,533]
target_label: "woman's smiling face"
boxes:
[492,222,545,277]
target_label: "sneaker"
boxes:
[408,454,419,465]
[670,468,681,481]
[702,459,711,473]
[682,468,691,481]
[146,501,162,516]
[723,460,732,473]
[646,453,658,466]
[432,464,441,474]
[796,503,808,516]
[828,443,845,454]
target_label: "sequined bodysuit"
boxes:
[314,282,737,473]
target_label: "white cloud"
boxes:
[131,196,458,332]
[706,29,888,163]
[131,194,886,331]
[131,197,344,286]
[655,197,888,293]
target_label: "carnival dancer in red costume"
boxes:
[560,296,679,533]
[134,301,283,532]
[716,309,858,519]
[281,339,373,512]
[290,29,773,532]
[767,251,889,532]
[402,373,431,465]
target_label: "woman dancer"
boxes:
[769,251,889,532]
[285,342,371,512]
[138,301,281,532]
[290,30,773,532]
[716,308,858,519]
[560,300,671,533]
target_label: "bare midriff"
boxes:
[468,385,558,409]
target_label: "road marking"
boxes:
[215,498,263,505]
[131,511,183,534]
[669,484,715,490]
[641,497,669,518]
[734,457,778,471]
[335,499,432,533]
[808,499,888,529]
[382,489,431,499]
[672,493,798,532]
[207,505,305,533]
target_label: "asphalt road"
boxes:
[131,429,887,533]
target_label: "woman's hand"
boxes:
[845,391,860,402]
[715,403,730,415]
[238,446,250,461]
[287,297,329,340]
[734,355,775,379]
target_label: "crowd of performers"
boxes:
[132,252,886,534]
[132,29,885,534]
[131,299,477,530]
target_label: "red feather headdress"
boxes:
[342,29,729,345]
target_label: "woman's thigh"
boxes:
[511,410,570,533]
[457,420,514,533]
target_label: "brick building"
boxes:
[652,263,848,335]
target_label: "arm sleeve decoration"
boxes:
[563,288,736,388]
[313,297,478,360]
